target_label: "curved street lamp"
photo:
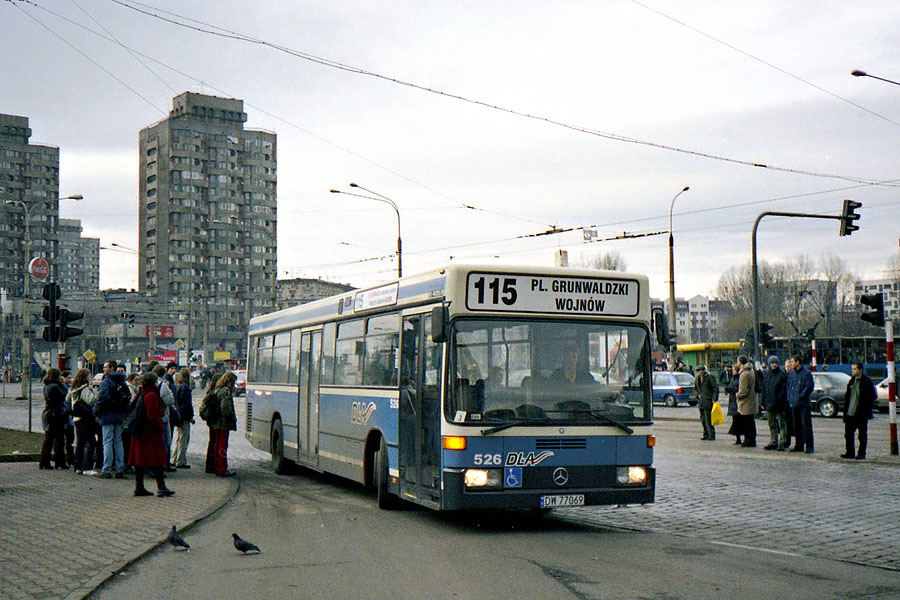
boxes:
[330,184,402,278]
[851,70,900,87]
[667,186,690,370]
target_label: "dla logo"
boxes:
[505,451,554,467]
[351,401,377,425]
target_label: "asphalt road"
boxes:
[90,443,900,600]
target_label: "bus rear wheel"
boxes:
[271,419,290,475]
[375,437,395,510]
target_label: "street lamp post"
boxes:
[330,184,402,278]
[4,194,82,431]
[851,70,900,87]
[667,186,690,370]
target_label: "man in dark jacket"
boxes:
[761,355,789,451]
[841,363,876,460]
[692,366,719,441]
[93,360,128,478]
[786,355,815,453]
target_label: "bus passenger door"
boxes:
[399,316,421,499]
[306,331,321,468]
[399,315,441,507]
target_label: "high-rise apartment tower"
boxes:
[138,93,277,359]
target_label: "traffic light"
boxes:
[122,312,135,328]
[839,199,861,236]
[860,293,885,327]
[759,322,774,347]
[41,283,61,342]
[59,309,83,342]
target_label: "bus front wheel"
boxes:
[271,419,290,475]
[375,438,394,509]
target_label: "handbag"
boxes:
[710,401,725,426]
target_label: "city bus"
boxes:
[245,264,660,510]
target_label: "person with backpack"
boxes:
[129,371,175,497]
[93,360,130,479]
[207,371,237,477]
[200,373,222,474]
[68,368,98,475]
[152,364,178,471]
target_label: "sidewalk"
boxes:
[0,388,257,600]
[0,462,238,600]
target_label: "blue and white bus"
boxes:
[245,264,659,510]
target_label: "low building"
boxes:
[276,278,355,311]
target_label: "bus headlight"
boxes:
[616,466,647,485]
[464,469,502,488]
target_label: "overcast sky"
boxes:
[3,0,899,300]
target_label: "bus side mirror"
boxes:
[431,306,448,343]
[653,310,671,348]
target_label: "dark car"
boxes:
[810,372,852,418]
[651,372,696,407]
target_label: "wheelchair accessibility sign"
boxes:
[504,467,522,488]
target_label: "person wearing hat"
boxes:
[692,365,719,441]
[761,355,789,450]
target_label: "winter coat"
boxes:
[41,382,68,432]
[175,382,194,423]
[760,367,788,412]
[725,372,739,416]
[68,384,97,426]
[128,386,167,467]
[736,364,758,416]
[93,371,128,425]
[843,373,876,422]
[157,380,174,424]
[786,366,814,408]
[693,373,719,409]
[208,385,237,431]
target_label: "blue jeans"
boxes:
[101,423,125,474]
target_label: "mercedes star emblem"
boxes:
[553,467,569,486]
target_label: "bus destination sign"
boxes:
[465,272,639,316]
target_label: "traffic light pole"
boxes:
[752,210,847,367]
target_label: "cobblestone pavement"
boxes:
[558,418,900,571]
[0,389,260,600]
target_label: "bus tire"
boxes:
[271,419,290,475]
[375,437,394,509]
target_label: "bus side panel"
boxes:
[317,389,399,484]
[245,389,275,453]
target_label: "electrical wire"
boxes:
[105,0,898,186]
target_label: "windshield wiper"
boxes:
[576,410,634,435]
[481,418,553,436]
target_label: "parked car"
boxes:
[651,372,696,407]
[234,369,247,396]
[810,371,852,418]
[875,378,895,413]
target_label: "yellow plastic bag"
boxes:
[710,401,725,426]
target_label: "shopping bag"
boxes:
[710,401,725,426]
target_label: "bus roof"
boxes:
[249,263,650,336]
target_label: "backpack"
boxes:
[108,381,132,414]
[199,391,221,423]
[123,392,147,434]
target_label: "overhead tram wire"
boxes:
[106,0,897,187]
[9,0,165,115]
[16,0,554,230]
[628,0,900,130]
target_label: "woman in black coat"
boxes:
[724,363,743,445]
[39,368,69,470]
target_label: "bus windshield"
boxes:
[447,319,651,426]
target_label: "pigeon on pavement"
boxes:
[167,526,190,550]
[232,533,261,554]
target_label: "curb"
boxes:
[0,453,40,462]
[64,477,241,600]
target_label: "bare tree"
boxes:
[579,251,627,272]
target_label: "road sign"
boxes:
[175,338,185,349]
[29,257,50,282]
[83,350,96,361]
